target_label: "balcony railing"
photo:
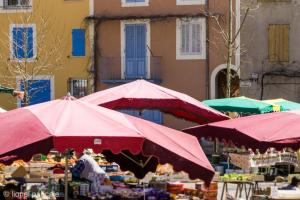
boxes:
[2,0,32,9]
[98,57,162,83]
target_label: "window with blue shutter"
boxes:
[72,29,86,57]
[20,79,51,106]
[12,26,34,59]
[124,24,147,79]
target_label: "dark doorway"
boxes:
[216,69,240,98]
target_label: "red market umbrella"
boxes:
[80,80,228,124]
[183,110,300,152]
[0,96,214,185]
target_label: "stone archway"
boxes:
[210,64,240,99]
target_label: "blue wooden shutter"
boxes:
[20,79,51,106]
[119,109,162,124]
[26,27,34,58]
[136,24,147,78]
[27,27,34,58]
[72,29,86,56]
[118,109,140,118]
[13,27,34,59]
[125,24,147,79]
[125,25,136,78]
[13,27,24,59]
[142,110,163,124]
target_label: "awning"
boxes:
[203,96,280,114]
[264,99,300,111]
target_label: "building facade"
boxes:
[0,0,92,109]
[240,0,300,101]
[92,0,239,130]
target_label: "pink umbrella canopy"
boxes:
[183,110,300,152]
[0,96,214,185]
[80,80,228,124]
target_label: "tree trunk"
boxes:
[23,80,29,107]
[226,0,233,98]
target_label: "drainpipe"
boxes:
[94,21,101,92]
[205,0,210,99]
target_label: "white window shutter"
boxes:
[181,23,191,54]
[192,23,201,54]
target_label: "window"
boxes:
[18,77,53,107]
[176,0,205,5]
[268,24,289,62]
[10,24,36,60]
[2,0,32,9]
[121,0,149,7]
[176,18,206,60]
[72,29,86,57]
[68,78,88,98]
[119,109,163,124]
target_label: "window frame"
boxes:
[120,19,151,79]
[16,75,54,108]
[0,0,32,13]
[68,78,88,98]
[176,0,205,5]
[10,24,37,62]
[176,17,206,60]
[121,0,149,7]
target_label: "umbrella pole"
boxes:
[64,150,69,200]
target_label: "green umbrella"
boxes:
[0,86,14,94]
[203,96,280,114]
[264,99,300,111]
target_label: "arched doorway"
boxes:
[210,64,240,99]
[216,69,240,98]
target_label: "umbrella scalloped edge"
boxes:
[199,136,300,153]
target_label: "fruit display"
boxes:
[0,163,5,171]
[11,160,28,167]
[220,173,253,182]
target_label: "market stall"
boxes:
[0,153,217,200]
[183,110,300,199]
[183,109,300,151]
[0,95,216,200]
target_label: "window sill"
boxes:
[176,54,206,60]
[121,2,149,7]
[176,0,205,5]
[0,7,32,13]
[9,58,37,62]
[70,55,86,58]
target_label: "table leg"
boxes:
[246,184,253,200]
[239,183,243,198]
[245,184,249,200]
[235,183,240,199]
[221,183,226,200]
